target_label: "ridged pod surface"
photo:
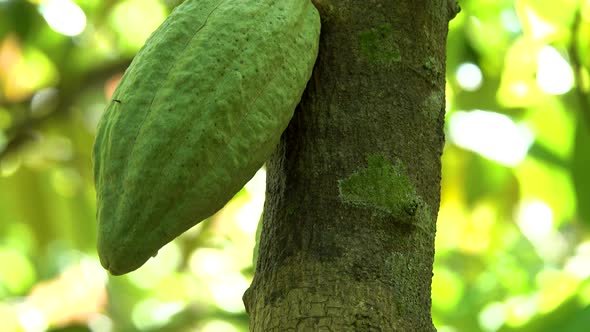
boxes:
[93,0,320,275]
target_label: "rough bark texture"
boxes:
[244,1,457,330]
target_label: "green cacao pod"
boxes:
[93,0,320,275]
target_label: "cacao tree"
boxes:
[92,0,459,329]
[244,1,459,330]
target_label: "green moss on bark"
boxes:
[358,24,401,63]
[338,154,425,225]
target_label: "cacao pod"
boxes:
[93,0,320,275]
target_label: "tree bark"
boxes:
[244,1,458,330]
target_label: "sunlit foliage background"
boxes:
[1,0,589,331]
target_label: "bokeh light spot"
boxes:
[109,0,167,52]
[200,320,240,332]
[456,63,483,91]
[18,307,48,332]
[131,299,184,331]
[478,302,506,332]
[88,314,113,332]
[504,295,537,327]
[189,248,234,277]
[238,168,266,234]
[39,0,87,37]
[565,242,590,279]
[0,247,36,295]
[209,273,249,313]
[449,110,534,166]
[500,8,522,33]
[536,46,573,95]
[517,200,553,243]
[128,241,182,289]
[30,88,59,118]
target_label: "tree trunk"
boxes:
[244,1,458,330]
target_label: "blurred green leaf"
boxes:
[464,153,519,215]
